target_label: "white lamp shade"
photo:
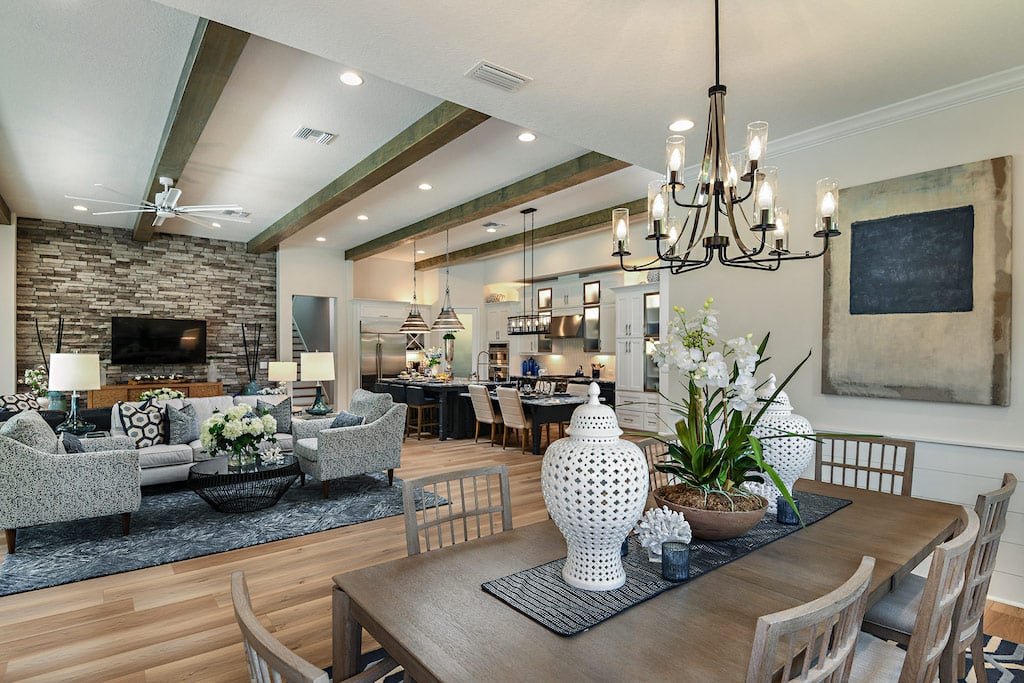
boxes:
[268,361,297,382]
[301,352,335,382]
[48,353,101,391]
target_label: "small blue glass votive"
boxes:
[777,496,801,525]
[661,541,690,582]
[621,537,630,557]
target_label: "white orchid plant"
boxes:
[424,347,443,367]
[650,297,809,514]
[200,403,277,465]
[21,365,48,397]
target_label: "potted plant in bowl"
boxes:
[647,298,808,541]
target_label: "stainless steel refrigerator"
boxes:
[360,325,408,390]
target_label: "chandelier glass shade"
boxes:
[430,230,465,331]
[613,0,841,274]
[507,208,550,336]
[400,241,431,332]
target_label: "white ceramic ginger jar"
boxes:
[541,383,649,591]
[749,374,814,514]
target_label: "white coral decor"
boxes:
[634,506,693,561]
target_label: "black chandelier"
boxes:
[507,208,550,335]
[613,0,841,275]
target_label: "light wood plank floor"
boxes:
[0,437,1020,681]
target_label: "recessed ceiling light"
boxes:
[73,205,88,211]
[316,237,327,242]
[418,183,432,191]
[669,118,695,132]
[517,131,536,142]
[485,227,497,233]
[211,222,221,228]
[416,249,426,254]
[357,214,369,221]
[339,71,363,86]
[92,183,103,187]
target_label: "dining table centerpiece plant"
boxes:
[648,297,810,540]
[200,403,277,468]
[424,347,443,374]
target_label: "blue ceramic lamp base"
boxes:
[56,393,96,436]
[307,385,332,416]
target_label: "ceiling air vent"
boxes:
[292,126,337,145]
[465,60,532,92]
[482,221,506,228]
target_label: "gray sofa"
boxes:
[109,395,293,485]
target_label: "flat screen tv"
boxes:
[111,317,207,365]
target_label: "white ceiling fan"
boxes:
[65,176,251,229]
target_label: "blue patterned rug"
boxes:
[0,472,426,596]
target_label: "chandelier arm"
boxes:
[670,250,715,275]
[679,202,711,261]
[733,176,756,204]
[618,251,681,272]
[725,200,757,253]
[720,256,781,271]
[670,183,710,209]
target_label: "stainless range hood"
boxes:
[548,314,583,338]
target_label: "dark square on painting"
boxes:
[849,205,974,315]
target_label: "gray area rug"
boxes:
[0,472,427,596]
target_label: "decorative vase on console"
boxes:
[747,374,815,514]
[541,383,648,591]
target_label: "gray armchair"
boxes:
[293,403,407,498]
[0,434,141,553]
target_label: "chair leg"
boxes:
[300,472,306,487]
[502,425,508,449]
[970,625,986,683]
[475,421,480,443]
[322,481,331,499]
[121,512,132,536]
[4,529,15,554]
[387,469,395,486]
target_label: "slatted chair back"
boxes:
[950,473,1017,679]
[638,438,673,492]
[815,434,916,496]
[402,465,512,556]
[231,571,398,683]
[746,556,875,682]
[567,383,590,397]
[468,384,498,424]
[496,387,528,430]
[900,507,979,682]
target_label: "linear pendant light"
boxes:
[430,230,464,331]
[400,241,431,332]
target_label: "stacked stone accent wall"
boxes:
[15,218,276,396]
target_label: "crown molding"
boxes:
[770,65,1024,158]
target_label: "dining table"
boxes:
[331,480,962,682]
[460,391,594,454]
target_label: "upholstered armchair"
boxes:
[0,434,141,553]
[293,403,407,498]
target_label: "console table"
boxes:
[87,381,223,408]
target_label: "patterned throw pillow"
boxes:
[0,410,59,453]
[118,400,165,448]
[329,411,365,429]
[0,393,42,412]
[61,432,85,454]
[167,403,200,445]
[257,398,291,435]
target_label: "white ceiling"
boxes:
[4,1,1024,263]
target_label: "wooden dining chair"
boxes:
[638,437,673,492]
[231,571,398,683]
[849,507,979,682]
[402,465,512,556]
[468,383,502,446]
[746,556,875,682]
[496,387,533,452]
[815,434,916,496]
[862,473,1017,682]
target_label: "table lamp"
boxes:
[268,361,297,395]
[300,352,334,415]
[49,352,101,435]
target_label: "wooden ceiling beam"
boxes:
[132,19,250,242]
[345,151,629,261]
[0,191,10,225]
[247,102,490,254]
[415,197,647,271]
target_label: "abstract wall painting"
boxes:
[822,156,1012,406]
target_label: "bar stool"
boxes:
[406,386,438,440]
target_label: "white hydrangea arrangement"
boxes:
[137,387,186,401]
[200,403,277,466]
[21,365,48,397]
[634,506,693,562]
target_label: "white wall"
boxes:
[0,215,15,393]
[661,89,1024,605]
[277,246,355,405]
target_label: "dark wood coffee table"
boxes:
[187,455,300,512]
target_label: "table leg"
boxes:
[332,585,362,679]
[532,418,542,455]
[438,391,448,441]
